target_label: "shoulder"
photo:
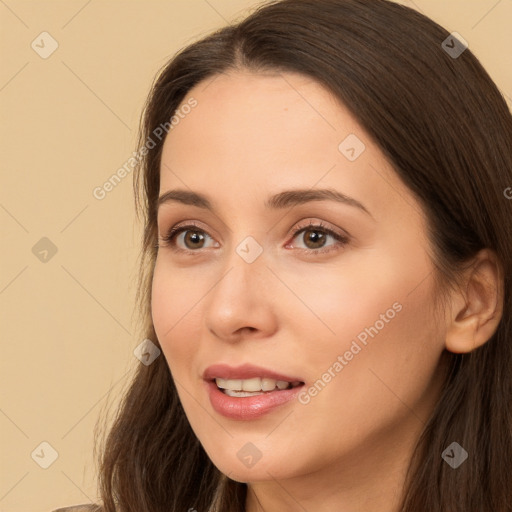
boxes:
[52,505,104,512]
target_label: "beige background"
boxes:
[0,1,510,510]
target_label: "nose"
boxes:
[203,241,278,343]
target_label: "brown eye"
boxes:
[158,223,219,252]
[182,230,206,249]
[287,221,349,256]
[301,229,328,249]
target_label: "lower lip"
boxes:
[205,380,304,420]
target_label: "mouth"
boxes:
[203,363,305,419]
[213,377,304,397]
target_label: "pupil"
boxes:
[306,230,325,248]
[186,231,204,248]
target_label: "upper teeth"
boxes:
[215,377,297,392]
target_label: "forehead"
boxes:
[161,70,351,169]
[159,70,422,226]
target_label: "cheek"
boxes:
[286,245,443,419]
[300,271,443,446]
[150,260,205,372]
[272,253,416,372]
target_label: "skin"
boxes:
[151,70,503,512]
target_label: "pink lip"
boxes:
[202,363,303,383]
[202,363,305,420]
[204,380,305,420]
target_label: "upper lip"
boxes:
[203,363,304,383]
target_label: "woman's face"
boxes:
[152,70,449,486]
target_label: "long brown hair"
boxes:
[93,1,512,510]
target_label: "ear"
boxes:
[445,248,504,354]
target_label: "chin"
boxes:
[208,449,299,483]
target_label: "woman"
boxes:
[54,0,512,510]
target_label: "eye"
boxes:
[157,220,349,256]
[286,221,349,255]
[157,222,219,253]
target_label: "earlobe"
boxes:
[444,249,504,354]
[445,316,479,354]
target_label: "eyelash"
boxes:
[157,220,349,257]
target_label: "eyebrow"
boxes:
[157,188,373,218]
